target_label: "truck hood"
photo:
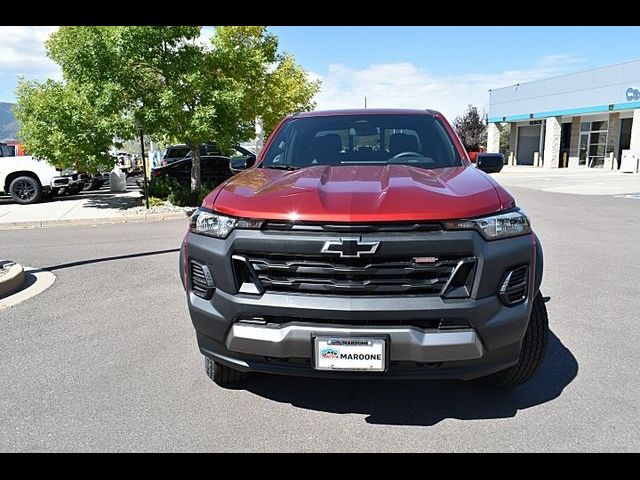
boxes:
[204,164,512,222]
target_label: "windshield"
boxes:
[165,146,191,159]
[260,114,462,170]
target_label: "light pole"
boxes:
[135,118,150,210]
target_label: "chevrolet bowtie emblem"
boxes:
[321,239,380,258]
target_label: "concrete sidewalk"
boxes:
[0,185,192,230]
[493,166,640,196]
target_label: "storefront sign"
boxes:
[529,120,543,126]
[625,87,640,101]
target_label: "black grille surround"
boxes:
[233,252,476,297]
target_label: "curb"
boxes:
[0,262,25,297]
[0,266,56,310]
[0,212,191,231]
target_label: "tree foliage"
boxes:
[14,79,116,171]
[41,26,320,191]
[453,105,487,152]
[261,53,320,136]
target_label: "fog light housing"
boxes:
[499,265,529,306]
[190,261,215,299]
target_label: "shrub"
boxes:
[142,176,220,207]
[148,196,166,207]
[143,176,181,200]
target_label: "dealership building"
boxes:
[487,59,640,172]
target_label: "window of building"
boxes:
[578,121,608,168]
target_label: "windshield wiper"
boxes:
[261,164,300,171]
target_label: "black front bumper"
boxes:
[181,228,540,380]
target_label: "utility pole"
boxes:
[135,118,149,210]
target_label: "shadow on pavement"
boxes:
[232,331,577,426]
[82,193,141,210]
[0,187,140,207]
[0,271,38,300]
[40,248,180,271]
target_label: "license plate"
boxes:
[314,336,386,371]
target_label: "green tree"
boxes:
[46,26,320,191]
[14,79,116,172]
[453,105,487,152]
[261,53,320,136]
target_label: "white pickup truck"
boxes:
[0,143,70,204]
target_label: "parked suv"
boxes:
[180,109,547,388]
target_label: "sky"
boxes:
[2,26,640,120]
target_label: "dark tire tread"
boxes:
[476,292,549,388]
[204,356,247,386]
[9,175,42,205]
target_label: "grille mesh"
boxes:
[238,253,472,296]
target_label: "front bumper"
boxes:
[227,323,482,362]
[183,228,540,380]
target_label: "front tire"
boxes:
[9,176,42,205]
[204,356,247,386]
[475,292,549,388]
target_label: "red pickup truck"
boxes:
[180,109,546,389]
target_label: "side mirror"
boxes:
[229,155,256,174]
[476,153,504,174]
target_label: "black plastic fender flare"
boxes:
[534,233,544,293]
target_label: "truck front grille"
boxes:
[235,253,475,296]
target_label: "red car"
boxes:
[180,109,547,388]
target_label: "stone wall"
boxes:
[568,116,581,168]
[543,116,561,168]
[487,123,501,153]
[509,125,517,163]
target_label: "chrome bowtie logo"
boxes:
[321,239,380,258]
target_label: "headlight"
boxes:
[189,208,263,239]
[442,210,531,240]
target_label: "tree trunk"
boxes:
[190,144,201,192]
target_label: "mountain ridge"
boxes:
[0,102,19,141]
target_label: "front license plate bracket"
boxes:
[312,334,388,372]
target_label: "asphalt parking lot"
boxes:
[1,185,639,452]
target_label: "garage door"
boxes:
[517,126,541,166]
